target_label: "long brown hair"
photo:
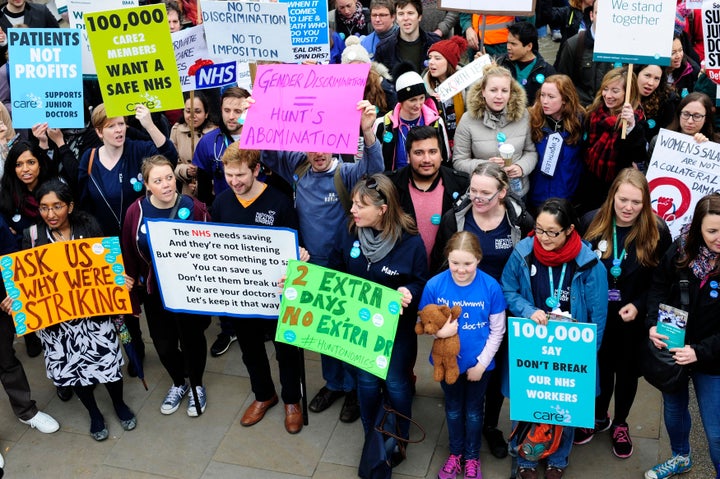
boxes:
[365,67,388,113]
[677,193,720,273]
[349,174,418,242]
[584,168,661,267]
[529,74,584,145]
[586,66,640,126]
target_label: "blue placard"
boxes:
[8,28,84,128]
[195,61,237,90]
[279,0,330,62]
[508,317,597,428]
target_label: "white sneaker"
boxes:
[0,450,4,468]
[19,411,60,433]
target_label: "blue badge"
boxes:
[535,73,545,84]
[711,290,719,298]
[431,214,441,225]
[133,181,143,192]
[383,131,393,143]
[350,240,361,258]
[359,308,371,321]
[583,132,588,141]
[178,207,190,220]
[711,281,719,289]
[647,119,656,129]
[496,132,506,143]
[452,191,459,199]
[338,32,346,41]
[283,330,297,342]
[613,62,622,68]
[521,78,527,85]
[130,178,137,185]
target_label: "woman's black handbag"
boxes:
[358,403,425,479]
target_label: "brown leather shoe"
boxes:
[240,395,279,427]
[284,403,303,434]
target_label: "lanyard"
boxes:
[611,218,627,278]
[545,262,567,309]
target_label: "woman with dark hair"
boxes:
[1,179,136,441]
[328,173,428,464]
[502,197,607,479]
[666,34,700,96]
[649,92,718,157]
[644,193,720,479]
[170,91,217,196]
[580,169,671,458]
[635,64,678,145]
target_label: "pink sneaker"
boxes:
[438,454,462,479]
[464,458,481,479]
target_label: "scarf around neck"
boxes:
[340,2,366,32]
[358,226,398,264]
[532,229,583,267]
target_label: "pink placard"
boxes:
[241,63,370,155]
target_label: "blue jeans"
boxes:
[512,423,574,470]
[663,372,720,475]
[356,329,415,439]
[441,372,490,460]
[321,354,356,392]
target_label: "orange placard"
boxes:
[0,237,132,335]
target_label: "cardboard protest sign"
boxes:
[200,1,295,63]
[647,128,720,238]
[277,260,403,379]
[68,0,139,76]
[438,0,535,15]
[8,28,84,128]
[85,4,184,117]
[240,63,369,154]
[0,237,132,336]
[279,0,330,63]
[703,2,720,85]
[173,25,210,92]
[508,317,597,428]
[436,54,491,102]
[145,219,298,318]
[594,0,675,65]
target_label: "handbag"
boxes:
[641,271,690,394]
[358,403,426,479]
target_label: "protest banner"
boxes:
[436,54,491,102]
[173,25,209,92]
[438,0,534,15]
[240,63,369,154]
[85,4,184,117]
[594,0,675,65]
[646,128,720,238]
[145,219,298,318]
[279,0,330,63]
[68,0,139,76]
[508,317,597,428]
[276,260,402,379]
[703,2,720,85]
[0,237,132,336]
[8,28,84,128]
[200,1,295,63]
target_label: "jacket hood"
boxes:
[372,61,392,81]
[465,75,527,122]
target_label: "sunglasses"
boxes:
[366,177,387,204]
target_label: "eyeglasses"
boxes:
[39,204,67,215]
[365,177,387,204]
[371,13,391,18]
[534,226,565,238]
[469,189,500,204]
[680,111,705,121]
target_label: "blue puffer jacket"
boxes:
[528,127,584,209]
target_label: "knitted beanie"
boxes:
[394,62,426,102]
[428,36,468,69]
[341,36,371,64]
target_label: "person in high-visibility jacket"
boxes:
[459,14,514,58]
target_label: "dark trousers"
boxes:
[143,293,210,387]
[230,317,301,404]
[0,313,37,420]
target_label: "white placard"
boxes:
[647,129,720,238]
[200,0,295,63]
[67,0,139,76]
[436,54,491,102]
[146,219,299,318]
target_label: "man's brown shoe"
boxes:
[284,403,303,434]
[240,395,279,426]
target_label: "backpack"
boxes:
[509,421,564,462]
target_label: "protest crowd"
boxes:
[0,1,718,479]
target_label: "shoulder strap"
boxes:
[294,160,312,181]
[87,148,96,175]
[333,167,351,214]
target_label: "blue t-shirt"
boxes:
[419,269,506,373]
[464,212,514,282]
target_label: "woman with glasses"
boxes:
[328,173,428,465]
[431,162,533,459]
[1,179,135,441]
[579,169,671,458]
[502,197,607,479]
[648,92,717,158]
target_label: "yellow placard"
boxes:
[84,4,184,117]
[0,237,132,335]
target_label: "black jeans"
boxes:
[0,313,37,420]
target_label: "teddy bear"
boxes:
[415,304,461,385]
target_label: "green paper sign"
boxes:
[276,260,403,379]
[84,4,184,117]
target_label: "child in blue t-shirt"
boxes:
[419,231,507,479]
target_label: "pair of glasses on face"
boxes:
[470,190,500,204]
[365,177,387,204]
[680,111,705,122]
[534,226,565,238]
[39,204,67,215]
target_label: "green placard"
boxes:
[84,4,184,117]
[276,260,403,379]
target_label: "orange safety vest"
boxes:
[471,15,513,45]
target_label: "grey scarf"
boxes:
[358,227,399,264]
